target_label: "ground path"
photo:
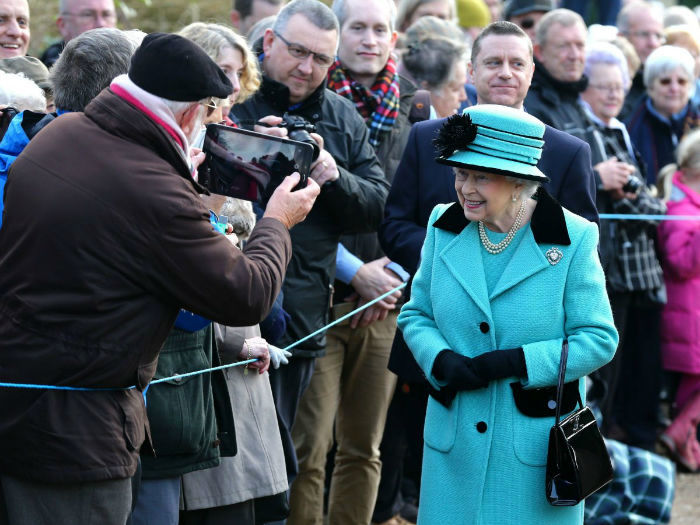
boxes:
[671,473,700,523]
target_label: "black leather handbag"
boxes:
[546,341,614,506]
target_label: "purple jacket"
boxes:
[659,171,700,373]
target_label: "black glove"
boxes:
[470,347,526,382]
[432,350,489,391]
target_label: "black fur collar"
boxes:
[433,187,571,245]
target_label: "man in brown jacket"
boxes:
[0,33,319,525]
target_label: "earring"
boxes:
[512,195,518,202]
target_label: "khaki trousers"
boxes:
[288,309,398,525]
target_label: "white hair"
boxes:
[505,176,540,200]
[0,72,47,113]
[161,99,198,117]
[644,45,696,99]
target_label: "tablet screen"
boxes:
[201,124,313,202]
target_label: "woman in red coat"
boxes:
[658,129,700,472]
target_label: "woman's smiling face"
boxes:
[454,167,519,230]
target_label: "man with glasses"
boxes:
[231,0,388,503]
[286,0,419,523]
[40,0,117,68]
[503,0,555,42]
[617,1,664,120]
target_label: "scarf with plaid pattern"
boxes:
[327,57,400,148]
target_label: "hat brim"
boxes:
[436,149,549,182]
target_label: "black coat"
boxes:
[524,60,594,145]
[232,76,388,357]
[379,117,598,381]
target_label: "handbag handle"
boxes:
[554,340,583,426]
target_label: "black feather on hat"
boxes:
[433,113,478,159]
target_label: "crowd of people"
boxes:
[1,0,700,524]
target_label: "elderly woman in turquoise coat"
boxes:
[398,104,618,525]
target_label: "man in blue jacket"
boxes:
[374,20,598,523]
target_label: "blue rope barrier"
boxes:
[600,214,700,221]
[0,282,408,392]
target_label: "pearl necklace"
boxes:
[478,201,526,254]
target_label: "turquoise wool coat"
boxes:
[398,190,618,525]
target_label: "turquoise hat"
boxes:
[434,104,548,182]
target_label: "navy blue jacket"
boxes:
[380,117,598,381]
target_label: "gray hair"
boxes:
[401,37,466,89]
[584,42,631,91]
[663,6,699,29]
[396,0,456,32]
[161,99,198,118]
[247,15,277,43]
[59,0,115,14]
[505,176,540,200]
[616,1,654,35]
[0,71,47,113]
[643,45,696,99]
[332,0,397,32]
[50,28,140,112]
[272,0,339,35]
[535,8,585,47]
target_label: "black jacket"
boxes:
[525,60,593,144]
[39,41,65,68]
[619,68,646,122]
[232,75,388,357]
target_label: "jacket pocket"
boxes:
[511,380,583,467]
[423,394,459,452]
[118,392,146,452]
[146,330,213,456]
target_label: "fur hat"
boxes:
[129,33,232,102]
[434,104,548,182]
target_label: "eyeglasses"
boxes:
[273,31,334,68]
[200,97,219,117]
[61,10,117,23]
[518,18,535,30]
[589,84,625,94]
[658,76,689,86]
[627,30,665,43]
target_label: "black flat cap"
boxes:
[504,0,556,20]
[129,32,233,102]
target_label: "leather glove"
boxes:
[269,345,292,369]
[432,350,489,391]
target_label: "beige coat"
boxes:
[180,324,287,509]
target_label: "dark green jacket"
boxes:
[141,326,235,479]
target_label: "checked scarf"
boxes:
[327,57,400,148]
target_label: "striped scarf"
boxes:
[327,57,400,148]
